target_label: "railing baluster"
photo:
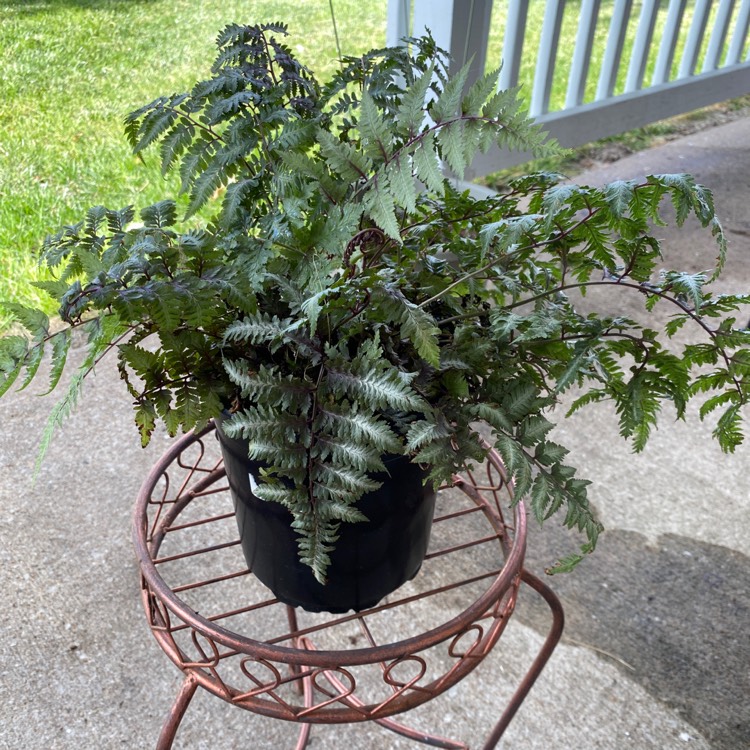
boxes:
[624,0,661,92]
[703,0,738,71]
[447,0,494,82]
[530,0,565,116]
[499,0,530,91]
[596,0,634,100]
[386,0,411,47]
[726,0,750,63]
[565,0,601,108]
[679,0,712,77]
[413,0,455,53]
[652,0,688,84]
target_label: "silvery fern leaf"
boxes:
[396,64,433,137]
[358,89,393,160]
[412,131,445,194]
[362,174,401,241]
[430,59,471,123]
[315,406,402,454]
[386,154,417,214]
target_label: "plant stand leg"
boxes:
[482,569,565,749]
[156,673,199,750]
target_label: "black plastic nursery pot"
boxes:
[215,419,437,614]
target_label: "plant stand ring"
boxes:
[133,423,563,748]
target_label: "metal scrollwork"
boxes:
[134,423,564,747]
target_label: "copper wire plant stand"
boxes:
[133,423,564,749]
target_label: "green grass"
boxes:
[0,0,387,325]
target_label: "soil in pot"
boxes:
[215,419,437,613]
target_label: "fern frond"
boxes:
[437,119,466,178]
[362,172,401,241]
[412,131,445,194]
[223,313,294,347]
[315,405,402,454]
[396,63,433,136]
[358,89,393,160]
[430,59,470,123]
[326,354,426,412]
[386,154,417,214]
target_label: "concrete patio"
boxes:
[1,116,749,749]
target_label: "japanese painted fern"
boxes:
[2,23,749,582]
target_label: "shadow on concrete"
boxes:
[519,521,750,750]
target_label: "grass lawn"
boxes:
[0,0,387,325]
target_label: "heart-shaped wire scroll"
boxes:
[367,654,430,716]
[296,667,357,718]
[233,656,298,709]
[448,624,485,659]
[181,630,221,668]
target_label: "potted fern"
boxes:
[2,23,748,612]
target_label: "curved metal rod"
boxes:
[156,673,199,750]
[482,568,565,749]
[314,664,469,749]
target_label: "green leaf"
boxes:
[473,403,513,434]
[134,402,158,447]
[396,64,433,135]
[663,270,706,311]
[35,372,84,477]
[530,472,551,524]
[223,313,294,347]
[326,364,426,413]
[442,370,470,398]
[386,154,417,214]
[4,303,49,339]
[438,119,466,178]
[699,390,738,420]
[412,132,445,194]
[44,328,72,395]
[186,159,226,219]
[603,179,636,218]
[141,200,177,229]
[358,89,392,160]
[220,178,256,228]
[128,103,178,155]
[518,414,554,447]
[300,290,328,336]
[502,381,539,421]
[0,336,29,396]
[318,129,372,182]
[535,441,569,466]
[430,59,471,123]
[713,404,744,452]
[316,406,402,454]
[462,67,501,116]
[399,300,440,367]
[406,418,451,452]
[159,120,194,176]
[16,342,44,392]
[556,340,595,392]
[362,173,401,241]
[326,340,428,413]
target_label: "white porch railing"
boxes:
[387,0,750,177]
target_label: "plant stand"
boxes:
[132,423,564,749]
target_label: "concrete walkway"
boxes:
[1,118,749,749]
